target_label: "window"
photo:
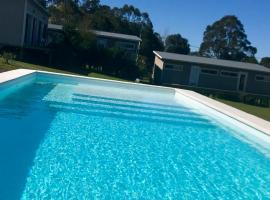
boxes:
[118,42,136,50]
[165,64,183,71]
[220,71,238,78]
[97,39,108,48]
[24,14,31,46]
[201,68,218,75]
[255,75,270,82]
[31,18,37,46]
[37,21,42,46]
[123,43,135,49]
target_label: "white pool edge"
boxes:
[175,89,270,137]
[1,69,270,139]
[0,69,36,84]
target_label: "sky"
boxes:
[100,0,270,60]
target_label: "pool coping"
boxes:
[1,69,270,138]
[175,89,270,137]
[0,69,36,84]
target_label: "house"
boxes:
[47,24,65,45]
[153,51,270,97]
[92,30,142,58]
[47,25,142,60]
[0,0,48,49]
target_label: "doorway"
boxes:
[189,66,200,86]
[237,72,248,92]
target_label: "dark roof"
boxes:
[154,51,270,73]
[92,30,142,42]
[47,26,142,42]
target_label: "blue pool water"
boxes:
[0,73,270,199]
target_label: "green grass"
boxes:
[217,98,270,121]
[0,58,128,82]
[87,72,129,82]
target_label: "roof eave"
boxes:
[96,35,141,42]
[153,51,163,59]
[92,30,141,42]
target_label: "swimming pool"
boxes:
[0,70,270,199]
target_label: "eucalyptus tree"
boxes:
[165,34,190,55]
[199,15,257,62]
[260,57,270,68]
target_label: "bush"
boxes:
[97,47,140,80]
[1,52,16,64]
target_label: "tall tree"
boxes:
[47,0,81,26]
[81,0,100,13]
[260,57,270,68]
[242,56,258,64]
[199,15,257,62]
[37,0,47,7]
[165,34,190,54]
[47,2,164,77]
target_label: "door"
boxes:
[237,72,248,92]
[189,66,200,86]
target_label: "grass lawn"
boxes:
[217,98,270,121]
[87,72,129,82]
[0,58,128,82]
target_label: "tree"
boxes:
[47,2,163,78]
[242,56,258,64]
[260,57,270,68]
[37,0,47,7]
[87,4,164,76]
[165,34,190,54]
[81,0,100,13]
[199,15,257,62]
[47,0,81,26]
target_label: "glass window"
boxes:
[220,71,238,77]
[24,14,31,45]
[165,64,183,71]
[97,39,108,48]
[255,75,270,82]
[201,68,218,75]
[118,42,136,50]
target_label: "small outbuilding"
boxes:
[153,51,270,97]
[47,25,142,60]
[92,30,142,59]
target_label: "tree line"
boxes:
[41,0,270,80]
[163,15,269,67]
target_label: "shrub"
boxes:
[2,52,16,64]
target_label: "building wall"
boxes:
[0,0,26,46]
[24,0,48,47]
[96,36,139,54]
[154,57,164,69]
[246,72,270,96]
[155,57,270,96]
[0,0,48,48]
[152,57,164,84]
[198,66,239,91]
[162,62,190,85]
